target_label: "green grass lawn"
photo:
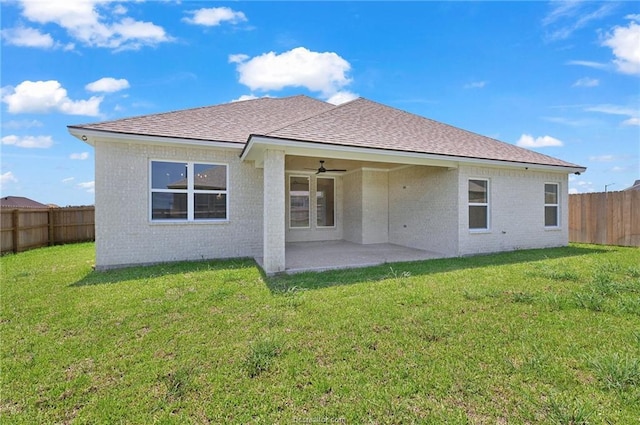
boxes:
[1,243,639,424]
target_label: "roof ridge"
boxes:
[263,97,338,135]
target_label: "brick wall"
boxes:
[388,165,459,256]
[94,140,263,269]
[457,165,568,255]
[343,170,363,244]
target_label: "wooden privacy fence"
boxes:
[569,191,640,247]
[1,206,95,254]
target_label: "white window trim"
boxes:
[316,176,337,229]
[149,160,229,223]
[544,182,560,228]
[289,175,311,229]
[468,178,490,232]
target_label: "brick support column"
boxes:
[262,149,286,274]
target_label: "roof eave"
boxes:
[67,126,245,149]
[241,135,586,174]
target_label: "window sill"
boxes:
[544,226,562,231]
[469,229,491,234]
[149,219,229,225]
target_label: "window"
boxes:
[150,161,227,221]
[469,179,489,230]
[544,183,559,227]
[289,176,310,228]
[316,177,335,227]
[289,176,336,229]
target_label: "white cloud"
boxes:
[542,116,597,127]
[566,60,609,70]
[231,94,259,102]
[0,171,18,186]
[2,80,102,116]
[77,181,95,193]
[17,0,171,51]
[570,179,597,193]
[516,134,564,148]
[228,53,249,64]
[589,155,615,162]
[1,119,43,130]
[1,134,53,149]
[572,77,599,87]
[1,26,53,48]
[183,7,247,27]
[586,104,640,126]
[326,91,358,105]
[62,177,75,183]
[85,77,130,93]
[602,20,640,75]
[230,47,355,100]
[464,81,487,89]
[542,1,616,41]
[70,152,90,160]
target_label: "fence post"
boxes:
[11,209,19,253]
[48,208,55,246]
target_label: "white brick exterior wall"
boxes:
[262,149,286,273]
[343,170,364,244]
[388,165,459,256]
[94,140,263,269]
[457,165,568,255]
[342,169,389,244]
[362,169,389,244]
[92,139,571,270]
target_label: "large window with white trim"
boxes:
[544,183,559,227]
[468,179,489,230]
[150,161,227,221]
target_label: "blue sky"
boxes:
[1,1,638,206]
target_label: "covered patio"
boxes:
[256,240,444,274]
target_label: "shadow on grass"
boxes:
[70,257,258,287]
[265,245,614,293]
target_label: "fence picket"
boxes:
[1,207,95,254]
[569,191,639,247]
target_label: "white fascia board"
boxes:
[242,136,456,169]
[241,135,586,174]
[67,127,244,150]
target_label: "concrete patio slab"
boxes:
[256,240,445,274]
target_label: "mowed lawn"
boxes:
[1,243,639,424]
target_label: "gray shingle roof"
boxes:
[69,95,335,144]
[70,95,583,169]
[0,196,48,209]
[265,98,581,168]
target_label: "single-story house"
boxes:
[68,95,586,273]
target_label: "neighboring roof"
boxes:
[69,95,584,170]
[624,180,640,191]
[69,95,334,144]
[0,196,48,209]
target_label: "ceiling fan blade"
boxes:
[326,169,347,172]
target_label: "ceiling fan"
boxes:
[309,160,347,174]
